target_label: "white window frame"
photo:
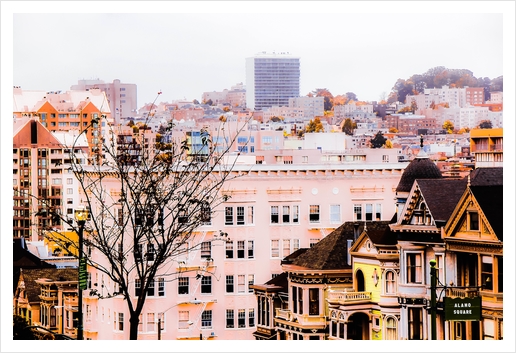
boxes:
[330,204,341,224]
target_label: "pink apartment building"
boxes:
[80,156,407,340]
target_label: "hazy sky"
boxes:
[6,2,511,109]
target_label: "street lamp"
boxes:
[429,259,437,340]
[157,299,202,340]
[75,205,89,340]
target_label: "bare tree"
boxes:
[44,94,251,339]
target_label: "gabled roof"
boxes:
[292,222,363,270]
[471,185,503,240]
[349,221,396,255]
[417,178,468,223]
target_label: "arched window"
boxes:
[356,269,365,292]
[385,270,396,294]
[385,316,398,340]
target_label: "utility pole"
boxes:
[430,259,437,340]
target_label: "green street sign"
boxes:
[79,258,88,290]
[444,296,481,321]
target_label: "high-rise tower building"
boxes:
[246,52,300,110]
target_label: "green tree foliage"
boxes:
[306,117,324,133]
[13,315,36,340]
[369,131,387,148]
[342,118,356,135]
[478,120,493,129]
[443,120,454,134]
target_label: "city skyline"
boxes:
[5,2,511,109]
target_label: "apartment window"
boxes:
[271,240,280,258]
[407,253,422,284]
[226,241,234,259]
[248,274,254,293]
[435,254,444,284]
[309,205,320,223]
[282,206,290,223]
[147,313,156,332]
[226,309,235,328]
[375,203,382,221]
[330,205,341,224]
[293,239,300,252]
[354,204,362,221]
[271,206,279,223]
[225,207,234,225]
[292,205,299,223]
[146,243,155,262]
[67,188,73,194]
[201,276,212,294]
[236,206,245,225]
[201,310,212,328]
[496,255,503,293]
[201,202,211,224]
[365,203,373,221]
[310,238,319,248]
[178,311,189,329]
[385,270,396,294]
[158,278,165,297]
[135,279,142,297]
[147,280,155,296]
[238,275,245,293]
[234,240,244,258]
[247,206,254,224]
[118,312,124,331]
[178,277,189,295]
[248,240,254,258]
[249,308,255,327]
[226,275,234,293]
[200,242,211,258]
[283,239,291,257]
[238,309,246,328]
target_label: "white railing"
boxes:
[327,290,371,304]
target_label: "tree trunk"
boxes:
[129,314,140,340]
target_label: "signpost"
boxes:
[444,296,482,321]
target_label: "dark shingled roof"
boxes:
[396,157,443,192]
[417,178,468,223]
[13,238,55,294]
[469,167,503,186]
[292,221,391,270]
[364,221,398,246]
[471,185,503,240]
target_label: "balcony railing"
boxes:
[275,308,292,321]
[446,287,479,299]
[327,290,372,305]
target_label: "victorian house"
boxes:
[442,167,503,340]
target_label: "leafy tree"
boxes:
[385,139,393,148]
[443,120,454,134]
[13,315,37,340]
[345,92,357,102]
[389,127,398,133]
[369,131,387,148]
[192,99,200,105]
[478,120,493,129]
[205,99,213,106]
[223,107,230,112]
[306,117,324,133]
[313,88,334,111]
[39,94,251,340]
[342,118,356,135]
[410,99,418,113]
